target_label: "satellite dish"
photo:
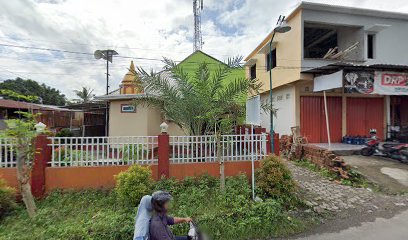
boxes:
[94,50,104,60]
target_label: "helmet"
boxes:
[151,191,172,213]
[152,191,172,202]
[369,129,377,135]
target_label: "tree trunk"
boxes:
[216,134,225,190]
[16,145,37,218]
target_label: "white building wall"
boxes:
[260,85,296,136]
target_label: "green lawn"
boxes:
[0,175,314,240]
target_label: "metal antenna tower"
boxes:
[193,0,203,51]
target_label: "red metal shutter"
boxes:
[321,97,343,143]
[347,97,384,139]
[301,96,322,143]
[300,96,342,143]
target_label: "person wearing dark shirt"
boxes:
[149,191,192,240]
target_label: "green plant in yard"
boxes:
[115,164,153,206]
[294,159,370,188]
[55,128,73,138]
[0,112,38,218]
[0,190,135,239]
[256,155,297,202]
[0,178,16,219]
[0,174,309,240]
[54,147,90,166]
[120,144,148,162]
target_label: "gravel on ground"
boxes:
[284,160,408,238]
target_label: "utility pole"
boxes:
[94,49,118,136]
[193,0,203,51]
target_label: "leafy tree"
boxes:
[73,87,94,103]
[0,89,39,103]
[0,78,66,105]
[134,57,264,189]
[0,112,39,217]
[134,57,261,135]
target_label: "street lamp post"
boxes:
[268,16,291,154]
[94,49,118,136]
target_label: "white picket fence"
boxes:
[0,138,16,168]
[0,134,268,168]
[170,134,267,163]
[48,136,158,167]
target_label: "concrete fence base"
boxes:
[0,133,270,197]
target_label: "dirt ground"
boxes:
[343,155,408,194]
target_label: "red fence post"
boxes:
[266,133,271,154]
[158,133,170,178]
[31,135,51,199]
[274,133,280,156]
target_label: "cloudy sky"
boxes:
[1,0,408,100]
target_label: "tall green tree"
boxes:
[73,87,94,103]
[0,78,66,105]
[134,57,264,189]
[134,57,262,135]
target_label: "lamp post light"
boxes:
[34,122,46,133]
[94,49,118,136]
[268,16,291,154]
[160,122,169,134]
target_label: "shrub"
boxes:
[256,155,297,201]
[120,144,148,162]
[0,178,16,219]
[55,128,73,137]
[115,165,153,206]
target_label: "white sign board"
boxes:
[314,70,343,92]
[246,95,261,126]
[373,71,408,95]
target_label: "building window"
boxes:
[304,26,337,58]
[277,95,283,101]
[250,64,256,79]
[367,34,375,59]
[266,49,277,71]
[121,104,136,113]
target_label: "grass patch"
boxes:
[0,190,135,240]
[0,175,312,240]
[294,159,372,188]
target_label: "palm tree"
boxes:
[134,57,265,189]
[134,57,263,135]
[73,87,94,103]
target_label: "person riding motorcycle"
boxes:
[149,191,192,240]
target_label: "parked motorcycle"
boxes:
[361,129,408,162]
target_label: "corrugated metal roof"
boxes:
[0,99,77,112]
[0,99,40,110]
[302,63,408,74]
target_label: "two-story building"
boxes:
[245,2,408,143]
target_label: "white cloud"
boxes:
[0,0,407,100]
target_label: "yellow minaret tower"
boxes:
[119,61,143,94]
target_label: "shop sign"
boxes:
[344,71,374,94]
[373,71,408,95]
[344,71,408,95]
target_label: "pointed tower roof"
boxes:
[122,60,137,83]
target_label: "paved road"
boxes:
[295,209,408,240]
[343,155,408,193]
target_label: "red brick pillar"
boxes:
[158,133,170,178]
[31,135,51,198]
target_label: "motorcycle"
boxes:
[188,221,210,240]
[361,129,408,162]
